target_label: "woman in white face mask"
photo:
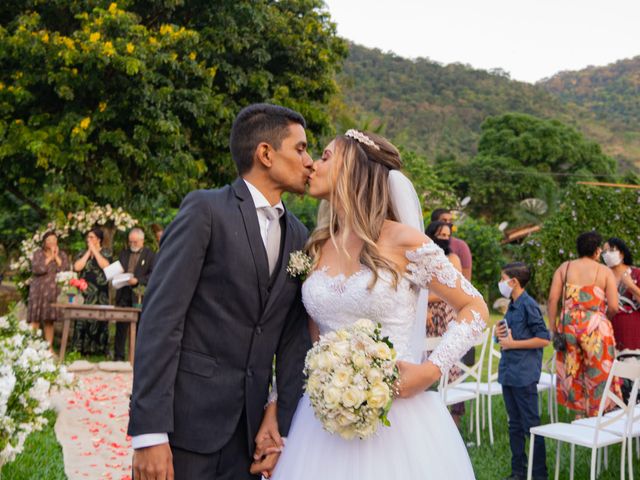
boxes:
[604,237,640,351]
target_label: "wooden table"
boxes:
[52,303,140,364]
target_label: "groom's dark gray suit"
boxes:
[128,178,311,478]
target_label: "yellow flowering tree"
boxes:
[0,0,346,258]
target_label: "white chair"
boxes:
[456,324,502,444]
[537,351,557,422]
[527,360,640,480]
[440,328,490,446]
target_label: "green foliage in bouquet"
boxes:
[517,184,640,300]
[0,305,74,467]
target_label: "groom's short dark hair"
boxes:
[230,103,306,175]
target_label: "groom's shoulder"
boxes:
[180,186,234,210]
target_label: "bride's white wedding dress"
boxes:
[271,243,485,479]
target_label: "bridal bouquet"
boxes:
[304,318,399,440]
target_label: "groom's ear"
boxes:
[255,142,274,169]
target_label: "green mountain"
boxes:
[337,44,640,169]
[539,56,640,163]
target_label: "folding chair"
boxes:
[537,351,557,422]
[455,324,502,444]
[527,360,640,480]
[440,328,490,446]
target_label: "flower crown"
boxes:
[345,129,380,151]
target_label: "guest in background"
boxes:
[496,262,549,480]
[425,221,465,425]
[548,231,620,417]
[430,208,472,280]
[151,223,164,247]
[603,237,640,351]
[431,207,475,371]
[114,228,155,361]
[27,231,69,347]
[71,227,112,355]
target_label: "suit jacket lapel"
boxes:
[262,212,295,319]
[232,178,270,308]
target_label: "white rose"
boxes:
[354,318,374,332]
[316,352,334,370]
[367,382,390,409]
[352,353,367,369]
[336,329,350,341]
[331,340,350,358]
[373,342,392,360]
[332,368,352,388]
[324,386,342,407]
[366,367,383,384]
[342,387,365,408]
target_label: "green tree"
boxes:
[518,184,640,300]
[0,0,346,248]
[478,113,617,186]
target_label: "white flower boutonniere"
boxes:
[287,250,312,280]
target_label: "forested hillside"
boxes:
[337,44,640,168]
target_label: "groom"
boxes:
[128,104,313,479]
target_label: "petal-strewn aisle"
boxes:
[52,362,133,480]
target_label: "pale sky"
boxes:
[323,0,640,83]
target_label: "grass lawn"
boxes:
[1,410,66,479]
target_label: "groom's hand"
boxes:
[133,443,174,480]
[250,450,281,478]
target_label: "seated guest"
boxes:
[114,228,155,361]
[71,227,112,355]
[603,237,640,351]
[27,231,69,347]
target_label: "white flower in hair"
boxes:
[344,129,380,150]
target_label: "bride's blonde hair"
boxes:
[306,132,403,288]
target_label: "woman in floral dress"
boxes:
[71,227,112,355]
[28,231,69,347]
[547,231,621,417]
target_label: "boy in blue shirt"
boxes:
[497,262,550,480]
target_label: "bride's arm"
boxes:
[394,229,489,398]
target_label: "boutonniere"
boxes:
[286,250,312,280]
[141,259,145,266]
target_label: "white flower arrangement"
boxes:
[304,318,399,440]
[286,250,313,280]
[10,204,137,297]
[0,307,74,467]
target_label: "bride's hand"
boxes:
[254,402,283,461]
[395,360,441,398]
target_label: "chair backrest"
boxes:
[441,329,490,402]
[592,360,640,443]
[486,324,502,386]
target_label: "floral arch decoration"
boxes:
[11,205,138,297]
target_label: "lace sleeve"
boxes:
[406,242,488,375]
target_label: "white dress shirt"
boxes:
[131,180,284,450]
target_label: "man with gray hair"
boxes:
[114,227,155,361]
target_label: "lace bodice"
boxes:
[303,266,420,361]
[302,242,487,373]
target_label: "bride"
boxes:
[253,130,488,479]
